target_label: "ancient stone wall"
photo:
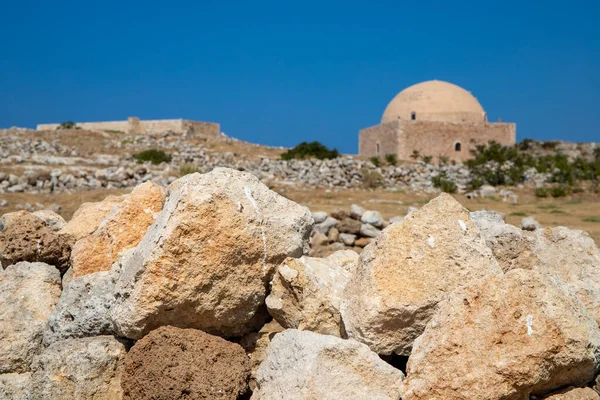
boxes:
[182,120,220,138]
[358,121,399,157]
[359,120,516,162]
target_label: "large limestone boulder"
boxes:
[31,336,125,400]
[341,193,501,355]
[44,270,116,345]
[121,326,250,400]
[59,194,125,241]
[0,262,61,373]
[266,250,356,336]
[71,181,166,278]
[0,212,73,272]
[401,269,600,400]
[112,168,313,339]
[543,387,600,399]
[252,329,404,400]
[0,373,32,400]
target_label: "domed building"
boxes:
[359,80,515,162]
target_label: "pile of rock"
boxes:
[1,167,600,399]
[309,204,412,255]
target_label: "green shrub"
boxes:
[384,153,397,166]
[510,212,527,217]
[541,141,559,150]
[180,164,202,176]
[432,175,457,193]
[59,121,76,129]
[550,185,570,198]
[535,188,549,198]
[583,216,600,223]
[133,149,172,165]
[280,141,339,160]
[370,156,381,167]
[438,155,449,165]
[421,155,432,164]
[360,168,385,189]
[410,150,421,160]
[518,138,534,151]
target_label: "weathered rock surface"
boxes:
[239,320,285,391]
[266,251,353,336]
[361,210,385,229]
[522,216,542,231]
[350,204,365,220]
[0,212,73,272]
[31,336,125,400]
[112,168,313,339]
[0,373,32,400]
[32,210,66,231]
[341,193,501,355]
[59,194,125,241]
[0,262,61,373]
[542,387,600,399]
[44,271,116,345]
[252,329,404,400]
[71,181,166,278]
[338,217,362,234]
[313,216,338,235]
[401,269,600,400]
[121,326,250,400]
[360,223,381,238]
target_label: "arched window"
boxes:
[376,142,380,155]
[454,142,462,152]
[411,112,416,120]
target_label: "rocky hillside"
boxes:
[1,167,600,399]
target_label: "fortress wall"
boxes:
[182,120,221,138]
[396,121,516,162]
[137,119,183,134]
[359,121,400,157]
[37,121,131,132]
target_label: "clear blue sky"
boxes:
[1,0,598,153]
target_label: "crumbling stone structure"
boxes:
[359,80,516,162]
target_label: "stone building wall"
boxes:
[37,118,220,138]
[359,120,516,162]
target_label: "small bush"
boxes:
[385,153,397,166]
[438,155,449,165]
[541,141,559,150]
[583,216,600,223]
[180,164,202,176]
[133,149,172,165]
[410,150,420,160]
[59,121,76,129]
[370,156,381,167]
[510,212,527,217]
[535,188,549,198]
[421,155,433,164]
[432,175,457,193]
[280,141,339,160]
[361,168,385,189]
[518,138,534,151]
[550,185,570,198]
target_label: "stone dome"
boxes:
[381,80,486,124]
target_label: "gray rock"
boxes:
[313,217,339,235]
[361,210,385,229]
[521,216,542,231]
[406,206,419,215]
[0,373,32,400]
[0,200,7,207]
[312,211,328,224]
[470,210,504,232]
[350,204,366,220]
[252,330,404,400]
[359,223,381,238]
[389,216,404,224]
[339,233,356,246]
[32,210,66,232]
[31,336,125,399]
[0,262,61,373]
[44,271,116,345]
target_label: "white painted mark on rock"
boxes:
[428,235,435,248]
[244,187,268,273]
[526,315,533,336]
[458,219,467,232]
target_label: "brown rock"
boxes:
[330,208,348,220]
[353,237,372,248]
[542,387,599,399]
[121,326,250,400]
[341,193,501,355]
[59,195,125,241]
[71,181,166,278]
[239,320,284,391]
[327,227,339,243]
[337,217,362,235]
[401,269,600,400]
[0,212,73,273]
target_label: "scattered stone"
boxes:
[361,210,385,229]
[312,211,328,224]
[45,271,116,345]
[70,181,166,278]
[327,227,339,243]
[311,232,329,247]
[341,193,501,355]
[0,212,74,272]
[349,204,365,220]
[0,200,7,207]
[339,233,356,246]
[354,237,372,248]
[266,251,353,336]
[252,329,404,400]
[337,217,362,234]
[313,216,338,235]
[112,168,313,339]
[389,216,404,224]
[31,336,125,400]
[330,208,348,220]
[32,210,66,231]
[58,195,125,241]
[401,269,600,400]
[542,387,600,399]
[0,262,61,373]
[359,223,380,238]
[121,326,250,400]
[521,216,542,231]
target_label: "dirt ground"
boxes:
[2,186,599,245]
